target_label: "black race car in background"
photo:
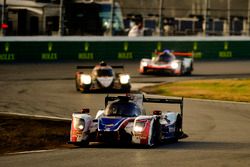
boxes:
[75,61,131,93]
[139,49,193,75]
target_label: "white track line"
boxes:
[6,149,57,155]
[0,112,71,121]
[186,97,250,105]
[142,92,250,105]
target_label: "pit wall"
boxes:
[0,36,249,63]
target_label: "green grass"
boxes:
[141,78,250,102]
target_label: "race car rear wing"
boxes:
[105,94,183,118]
[143,96,184,118]
[76,65,124,69]
[155,51,192,58]
[76,65,95,69]
[173,52,193,57]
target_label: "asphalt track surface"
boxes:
[0,60,250,167]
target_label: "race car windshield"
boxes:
[154,52,175,63]
[104,101,141,117]
[97,69,113,77]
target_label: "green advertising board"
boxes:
[0,36,249,63]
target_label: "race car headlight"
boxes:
[120,74,130,84]
[73,117,85,131]
[133,121,146,133]
[80,74,91,84]
[141,61,148,67]
[78,124,84,130]
[170,62,179,69]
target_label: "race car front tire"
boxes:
[75,76,80,91]
[185,63,193,76]
[80,85,91,93]
[180,63,185,76]
[74,140,89,147]
[121,84,131,93]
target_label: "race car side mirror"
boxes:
[81,108,90,114]
[153,110,162,115]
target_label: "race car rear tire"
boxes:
[185,63,193,76]
[185,70,192,76]
[74,140,89,147]
[141,67,148,75]
[149,119,161,146]
[173,116,182,142]
[180,63,185,76]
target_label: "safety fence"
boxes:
[0,36,249,63]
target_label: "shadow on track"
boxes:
[159,141,250,151]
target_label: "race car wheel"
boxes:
[75,76,80,91]
[185,63,193,76]
[180,63,185,76]
[121,85,131,93]
[74,140,89,147]
[75,81,80,91]
[173,115,182,142]
[80,88,90,93]
[141,67,148,75]
[149,119,161,146]
[79,85,91,93]
[119,129,132,145]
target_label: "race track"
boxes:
[0,60,250,167]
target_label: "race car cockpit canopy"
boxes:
[99,61,107,66]
[92,65,114,77]
[154,51,175,63]
[104,100,142,117]
[96,68,114,77]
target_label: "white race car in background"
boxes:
[75,61,131,93]
[139,50,193,75]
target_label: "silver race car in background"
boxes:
[75,61,131,93]
[69,94,186,147]
[139,49,193,75]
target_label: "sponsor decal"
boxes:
[118,42,133,59]
[0,42,15,61]
[78,42,94,60]
[157,42,162,51]
[192,42,202,59]
[193,41,198,51]
[219,51,232,58]
[71,130,83,135]
[105,124,114,127]
[41,53,57,60]
[118,52,133,59]
[41,42,58,60]
[0,53,15,61]
[218,42,232,58]
[193,52,202,59]
[78,53,94,60]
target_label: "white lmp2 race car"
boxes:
[69,94,186,147]
[75,61,131,93]
[139,50,193,75]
